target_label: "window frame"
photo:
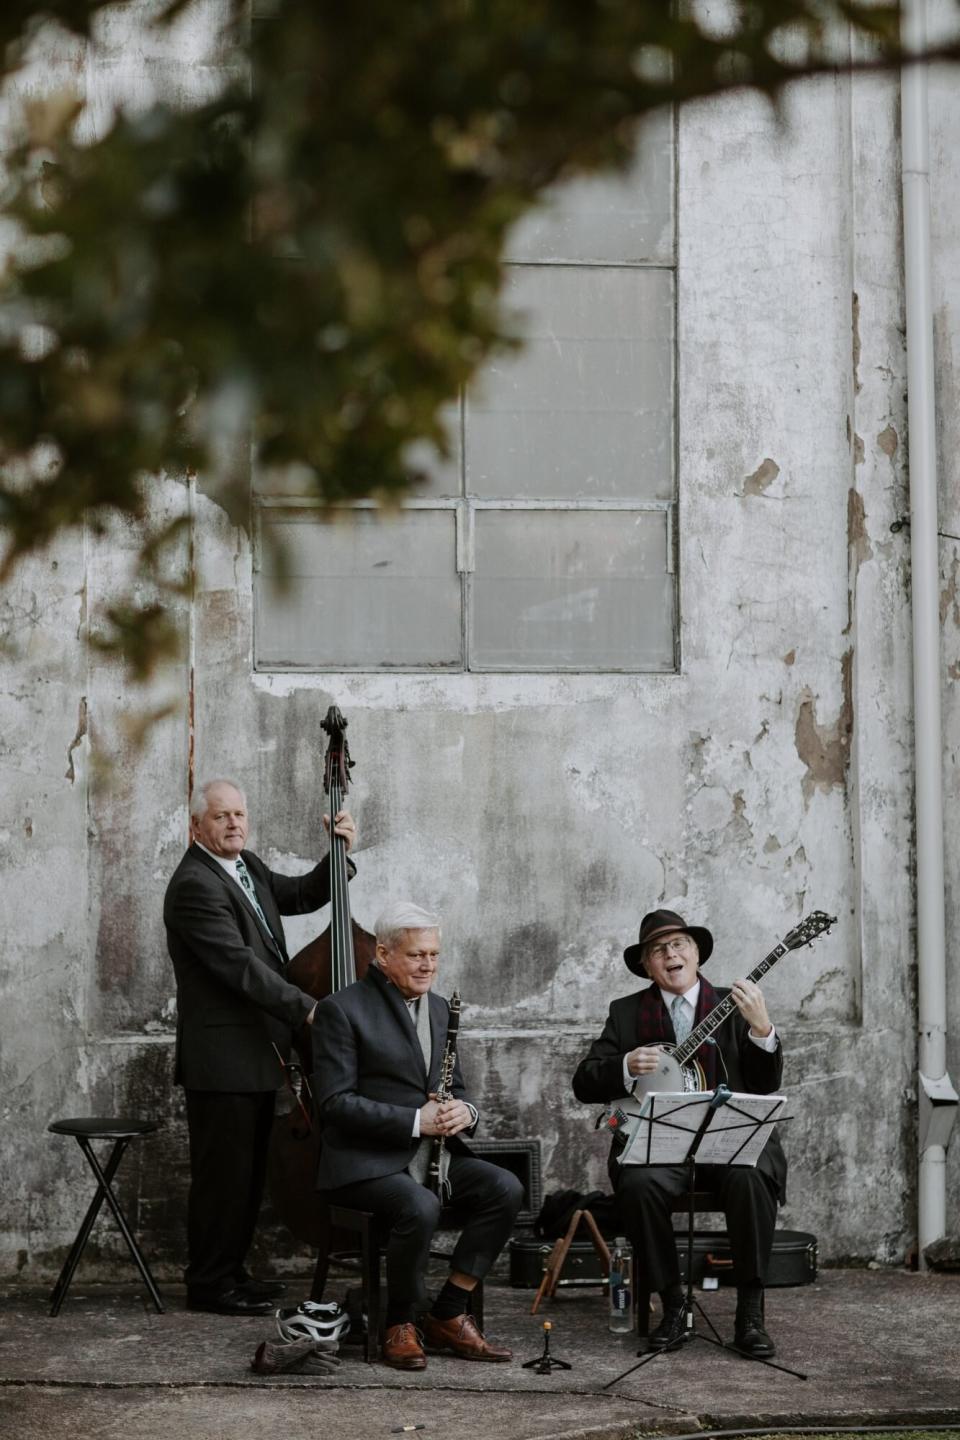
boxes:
[253,95,680,675]
[253,492,678,674]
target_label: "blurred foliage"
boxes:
[0,0,957,678]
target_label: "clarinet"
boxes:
[427,990,461,1197]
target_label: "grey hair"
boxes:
[190,779,248,822]
[375,902,441,952]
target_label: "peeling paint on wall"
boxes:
[877,423,898,458]
[846,488,873,634]
[794,650,853,804]
[64,696,88,783]
[848,490,872,569]
[743,457,780,496]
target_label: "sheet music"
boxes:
[619,1091,787,1167]
[693,1094,786,1165]
[619,1093,709,1166]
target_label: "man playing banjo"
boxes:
[572,909,787,1358]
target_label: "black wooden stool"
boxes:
[311,1204,484,1363]
[47,1117,164,1316]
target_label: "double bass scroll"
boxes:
[287,705,375,1002]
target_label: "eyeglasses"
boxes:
[646,937,694,962]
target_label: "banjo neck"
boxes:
[672,938,789,1065]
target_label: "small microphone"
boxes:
[710,1084,733,1109]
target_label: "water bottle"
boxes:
[608,1235,633,1333]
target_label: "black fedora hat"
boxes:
[623,909,714,977]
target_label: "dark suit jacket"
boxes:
[164,844,346,1092]
[572,981,787,1200]
[311,965,476,1191]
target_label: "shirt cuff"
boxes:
[622,1054,638,1092]
[411,1108,421,1138]
[749,1025,777,1052]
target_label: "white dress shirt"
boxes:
[196,841,243,885]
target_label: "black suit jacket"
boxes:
[164,844,346,1091]
[311,965,476,1191]
[572,984,787,1200]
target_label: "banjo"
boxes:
[605,910,836,1144]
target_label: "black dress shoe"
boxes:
[732,1314,776,1358]
[237,1277,287,1300]
[187,1287,274,1316]
[733,1294,776,1358]
[645,1303,687,1352]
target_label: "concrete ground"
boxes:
[1,1268,958,1440]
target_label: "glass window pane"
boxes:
[471,509,675,671]
[403,400,462,498]
[252,400,461,500]
[506,110,674,265]
[255,508,461,668]
[466,267,673,501]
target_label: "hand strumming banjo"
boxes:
[604,910,836,1144]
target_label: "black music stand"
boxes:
[603,1086,806,1388]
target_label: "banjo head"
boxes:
[634,1047,704,1097]
[606,1046,708,1143]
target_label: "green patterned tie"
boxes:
[235,857,278,945]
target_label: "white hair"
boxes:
[374,902,441,953]
[190,778,247,822]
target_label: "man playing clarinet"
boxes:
[312,902,522,1370]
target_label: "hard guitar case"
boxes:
[509,1228,817,1289]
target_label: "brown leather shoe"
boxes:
[382,1322,427,1371]
[422,1312,512,1362]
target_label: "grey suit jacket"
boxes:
[311,965,476,1191]
[164,844,347,1091]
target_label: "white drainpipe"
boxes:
[900,0,958,1266]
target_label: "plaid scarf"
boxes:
[634,977,721,1090]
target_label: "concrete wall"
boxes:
[1,4,957,1281]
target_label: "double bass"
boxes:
[266,705,376,1243]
